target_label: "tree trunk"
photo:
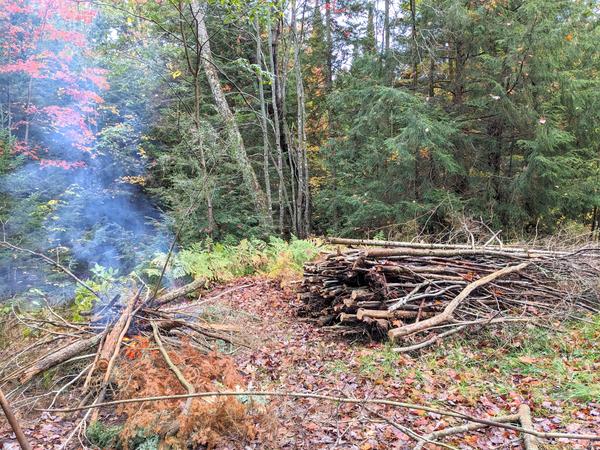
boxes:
[410,0,418,90]
[193,76,215,235]
[193,1,269,226]
[255,18,273,225]
[268,20,287,234]
[453,39,465,106]
[23,77,33,145]
[384,0,390,54]
[291,0,310,237]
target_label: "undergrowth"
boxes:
[420,316,600,406]
[145,237,321,284]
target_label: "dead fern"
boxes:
[114,339,266,449]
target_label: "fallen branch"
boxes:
[151,322,195,414]
[519,404,539,450]
[96,293,138,372]
[365,247,540,259]
[0,386,32,450]
[21,334,104,384]
[413,413,520,449]
[153,278,207,306]
[388,262,529,342]
[326,237,569,256]
[40,390,600,441]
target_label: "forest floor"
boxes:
[1,276,599,449]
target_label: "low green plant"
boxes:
[86,421,123,449]
[71,264,121,322]
[145,237,320,283]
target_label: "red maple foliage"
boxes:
[0,0,108,169]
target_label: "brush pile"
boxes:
[299,238,600,351]
[0,270,257,448]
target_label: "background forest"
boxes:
[0,0,599,295]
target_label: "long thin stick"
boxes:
[151,322,195,413]
[40,390,600,441]
[414,413,520,449]
[0,240,100,299]
[0,386,32,450]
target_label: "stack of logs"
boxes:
[299,238,600,350]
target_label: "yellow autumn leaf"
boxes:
[171,70,182,79]
[565,33,573,41]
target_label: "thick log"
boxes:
[97,294,137,372]
[339,313,358,323]
[21,334,103,384]
[351,289,376,302]
[154,278,207,306]
[356,308,435,321]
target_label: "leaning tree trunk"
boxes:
[193,1,269,226]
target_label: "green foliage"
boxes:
[87,422,123,449]
[146,237,320,282]
[71,265,120,322]
[86,422,160,450]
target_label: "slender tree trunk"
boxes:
[24,77,33,145]
[291,0,310,237]
[193,1,269,226]
[453,39,465,106]
[410,0,418,90]
[255,18,273,225]
[409,0,420,201]
[193,76,215,235]
[6,68,12,136]
[384,0,390,54]
[325,0,333,88]
[180,1,214,235]
[428,54,435,98]
[268,20,286,234]
[324,0,338,230]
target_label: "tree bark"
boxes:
[268,20,288,234]
[255,18,273,226]
[0,387,32,450]
[291,0,310,237]
[384,0,390,54]
[154,277,206,306]
[96,294,137,372]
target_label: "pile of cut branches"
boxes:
[299,238,600,351]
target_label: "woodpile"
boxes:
[299,238,600,351]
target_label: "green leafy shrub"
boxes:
[87,421,123,449]
[71,264,121,322]
[145,237,320,283]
